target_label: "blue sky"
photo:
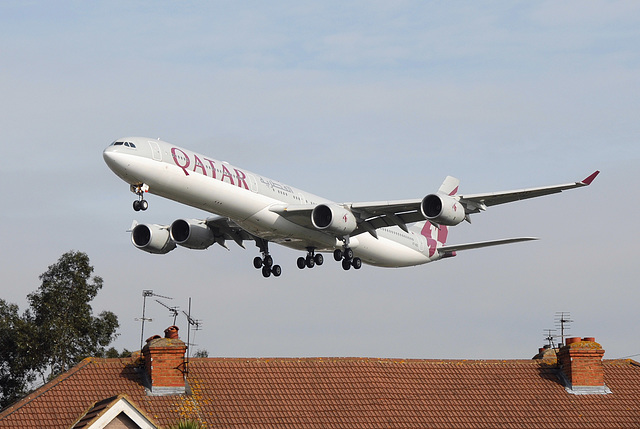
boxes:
[1,1,639,360]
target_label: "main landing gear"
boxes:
[334,238,362,271]
[131,184,149,212]
[253,239,281,278]
[297,248,324,270]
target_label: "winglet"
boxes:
[581,170,600,186]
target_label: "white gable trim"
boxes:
[84,397,157,429]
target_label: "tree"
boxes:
[0,251,120,409]
[27,251,120,378]
[0,300,36,407]
[193,349,209,358]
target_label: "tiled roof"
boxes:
[1,356,639,428]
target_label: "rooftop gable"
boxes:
[71,394,158,429]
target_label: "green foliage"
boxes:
[27,251,119,377]
[0,251,120,409]
[193,349,209,358]
[103,347,132,358]
[168,420,205,429]
[0,300,36,407]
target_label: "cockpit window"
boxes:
[112,141,136,148]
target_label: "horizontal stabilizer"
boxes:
[127,220,139,232]
[438,237,538,254]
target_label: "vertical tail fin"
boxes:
[420,222,449,245]
[420,222,449,257]
[438,175,460,196]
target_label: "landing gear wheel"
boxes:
[254,257,263,269]
[342,259,352,270]
[133,200,141,211]
[140,200,148,211]
[344,248,354,260]
[314,254,324,266]
[334,249,343,261]
[263,255,273,268]
[352,257,362,269]
[306,255,315,268]
[297,257,306,269]
[261,266,271,278]
[272,265,282,277]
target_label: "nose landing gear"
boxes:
[131,184,149,212]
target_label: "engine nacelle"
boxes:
[420,194,465,226]
[131,223,176,254]
[170,219,215,250]
[311,204,357,236]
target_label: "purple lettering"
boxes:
[192,154,207,176]
[234,169,249,190]
[171,147,190,176]
[221,164,235,185]
[204,158,217,179]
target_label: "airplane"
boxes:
[103,137,599,278]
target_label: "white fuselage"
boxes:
[103,137,440,268]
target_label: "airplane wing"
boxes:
[204,216,255,249]
[457,170,600,214]
[269,204,316,229]
[348,171,599,235]
[269,171,598,239]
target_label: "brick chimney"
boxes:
[142,325,187,395]
[557,336,610,395]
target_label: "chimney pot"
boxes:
[566,337,581,344]
[164,325,180,339]
[582,337,595,342]
[146,335,161,343]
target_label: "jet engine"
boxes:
[170,219,215,250]
[131,223,176,254]
[420,194,465,226]
[311,204,357,236]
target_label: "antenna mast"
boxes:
[554,311,573,347]
[136,290,173,350]
[543,328,557,349]
[155,299,180,325]
[182,297,202,376]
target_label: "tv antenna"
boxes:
[182,297,203,376]
[155,299,179,325]
[136,290,173,350]
[543,328,557,349]
[554,311,573,347]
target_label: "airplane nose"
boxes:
[103,144,129,176]
[103,145,117,168]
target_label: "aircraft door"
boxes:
[148,141,162,161]
[247,174,259,193]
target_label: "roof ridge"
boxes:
[0,358,95,419]
[190,357,542,364]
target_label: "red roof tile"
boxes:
[1,357,640,428]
